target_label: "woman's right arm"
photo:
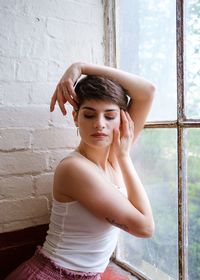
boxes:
[55,155,154,238]
[55,110,155,238]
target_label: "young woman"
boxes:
[6,62,155,280]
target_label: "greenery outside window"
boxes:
[110,1,200,279]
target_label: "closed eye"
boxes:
[105,116,116,120]
[84,114,95,119]
[83,114,117,120]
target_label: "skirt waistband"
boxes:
[32,246,102,279]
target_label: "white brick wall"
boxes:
[0,0,104,233]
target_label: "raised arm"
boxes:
[50,62,155,141]
[81,63,155,141]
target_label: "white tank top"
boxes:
[42,151,126,273]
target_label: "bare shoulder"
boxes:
[54,156,90,192]
[53,154,101,199]
[55,154,96,178]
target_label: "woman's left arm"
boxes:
[80,63,155,142]
[50,62,155,141]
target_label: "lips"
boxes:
[91,132,107,137]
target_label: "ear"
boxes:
[72,110,78,127]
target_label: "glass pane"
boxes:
[185,0,200,119]
[187,129,200,280]
[117,129,178,280]
[116,0,177,121]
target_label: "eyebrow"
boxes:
[81,106,118,112]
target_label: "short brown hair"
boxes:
[75,75,128,110]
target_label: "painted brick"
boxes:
[30,214,51,226]
[0,10,46,38]
[50,105,75,127]
[0,196,49,223]
[46,18,67,40]
[0,9,15,41]
[24,0,95,21]
[0,176,33,199]
[32,127,79,149]
[16,59,48,82]
[0,32,20,58]
[3,82,31,105]
[0,57,15,82]
[47,60,67,82]
[20,36,49,60]
[0,84,4,104]
[48,38,73,62]
[34,173,53,195]
[91,3,104,25]
[47,150,72,171]
[30,82,56,104]
[16,14,46,41]
[0,12,46,59]
[0,106,50,128]
[0,129,31,151]
[47,23,103,64]
[2,217,50,233]
[0,151,47,175]
[0,0,104,233]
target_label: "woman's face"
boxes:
[74,100,121,149]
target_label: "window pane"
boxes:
[187,129,200,280]
[185,0,200,119]
[117,129,178,280]
[116,0,177,121]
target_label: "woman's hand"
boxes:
[109,110,134,163]
[50,63,82,115]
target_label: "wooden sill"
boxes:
[105,262,138,279]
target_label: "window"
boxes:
[110,1,200,279]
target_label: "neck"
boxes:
[76,141,110,170]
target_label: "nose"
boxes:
[93,115,105,129]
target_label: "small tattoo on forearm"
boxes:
[106,218,129,232]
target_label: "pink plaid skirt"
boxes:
[5,246,102,280]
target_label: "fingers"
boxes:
[120,110,129,137]
[57,91,67,115]
[66,79,78,103]
[111,112,134,159]
[125,111,134,136]
[112,128,120,146]
[50,81,78,116]
[50,92,57,112]
[60,80,78,109]
[50,63,81,115]
[120,110,134,139]
[50,86,67,115]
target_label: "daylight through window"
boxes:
[113,1,200,280]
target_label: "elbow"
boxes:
[141,223,155,238]
[148,83,156,100]
[143,81,156,101]
[144,218,155,238]
[131,218,155,238]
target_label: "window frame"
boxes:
[104,0,200,279]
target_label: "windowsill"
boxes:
[105,262,138,280]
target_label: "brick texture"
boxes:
[0,0,104,233]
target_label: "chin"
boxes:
[90,140,111,149]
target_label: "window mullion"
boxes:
[103,0,117,67]
[177,0,188,280]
